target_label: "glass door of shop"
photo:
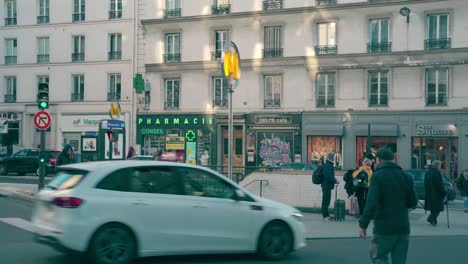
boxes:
[412,137,458,179]
[221,125,244,174]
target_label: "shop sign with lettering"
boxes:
[416,124,457,137]
[137,115,216,129]
[166,136,185,150]
[254,116,292,125]
[141,128,165,135]
[0,112,21,121]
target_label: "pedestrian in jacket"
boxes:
[352,158,373,216]
[424,160,446,226]
[321,152,339,220]
[456,169,468,213]
[126,146,136,160]
[56,144,74,166]
[359,147,417,264]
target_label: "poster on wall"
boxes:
[113,134,124,159]
[82,138,97,152]
[258,132,292,167]
[186,142,196,165]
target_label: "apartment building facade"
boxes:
[137,0,468,178]
[0,0,135,156]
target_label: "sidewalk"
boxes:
[1,183,467,239]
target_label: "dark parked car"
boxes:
[279,163,319,171]
[0,149,59,176]
[404,169,456,201]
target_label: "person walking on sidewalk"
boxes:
[321,152,339,220]
[456,169,468,213]
[352,158,373,216]
[56,144,75,166]
[424,160,446,226]
[359,147,417,264]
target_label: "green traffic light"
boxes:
[39,101,48,108]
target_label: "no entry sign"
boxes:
[34,111,52,130]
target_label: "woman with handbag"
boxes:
[352,158,373,216]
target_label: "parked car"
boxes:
[32,161,306,264]
[279,163,319,171]
[130,155,154,161]
[404,169,456,201]
[0,148,59,176]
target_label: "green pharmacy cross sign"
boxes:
[185,130,196,142]
[133,74,145,94]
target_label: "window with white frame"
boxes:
[426,69,448,106]
[72,75,84,101]
[72,36,85,61]
[214,30,228,60]
[109,0,122,19]
[426,14,450,49]
[38,0,49,22]
[5,76,16,102]
[165,33,180,62]
[317,22,336,55]
[316,73,335,107]
[263,26,282,57]
[214,0,230,5]
[5,39,17,61]
[6,0,17,19]
[369,19,390,52]
[108,74,121,101]
[213,77,228,108]
[165,79,180,109]
[264,75,281,108]
[166,0,180,9]
[109,34,122,60]
[37,37,49,63]
[368,71,388,106]
[73,0,85,21]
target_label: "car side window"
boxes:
[14,150,27,157]
[96,168,130,192]
[179,168,236,200]
[28,150,40,157]
[129,166,182,195]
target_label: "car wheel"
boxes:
[89,224,136,264]
[0,164,8,175]
[257,221,293,260]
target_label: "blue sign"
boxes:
[102,120,125,129]
[83,131,98,136]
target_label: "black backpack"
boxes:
[353,170,369,189]
[312,166,324,184]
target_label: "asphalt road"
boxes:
[0,196,467,263]
[0,175,52,184]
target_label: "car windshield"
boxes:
[46,169,88,191]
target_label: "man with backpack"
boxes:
[314,152,339,220]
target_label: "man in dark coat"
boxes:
[424,160,446,226]
[359,147,417,264]
[56,144,74,166]
[321,152,339,220]
[456,169,468,213]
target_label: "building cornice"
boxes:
[0,19,133,31]
[145,47,468,72]
[0,60,132,69]
[141,0,445,26]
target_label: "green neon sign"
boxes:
[185,130,196,142]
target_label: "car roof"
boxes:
[58,160,210,172]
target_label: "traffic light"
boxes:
[37,83,49,110]
[106,130,119,143]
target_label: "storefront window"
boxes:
[307,136,342,168]
[0,121,19,156]
[412,137,458,179]
[258,132,292,167]
[356,136,397,167]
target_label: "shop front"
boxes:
[136,114,217,165]
[245,114,302,168]
[0,112,21,156]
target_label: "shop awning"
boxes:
[303,123,344,136]
[352,123,399,137]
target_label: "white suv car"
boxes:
[32,161,306,264]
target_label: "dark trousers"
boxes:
[427,210,440,224]
[321,188,332,218]
[355,188,367,215]
[370,234,409,264]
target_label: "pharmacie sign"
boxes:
[137,115,216,130]
[416,124,457,137]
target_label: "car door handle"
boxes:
[132,201,149,206]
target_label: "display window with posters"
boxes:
[307,136,342,168]
[257,132,293,167]
[412,137,458,179]
[356,136,397,168]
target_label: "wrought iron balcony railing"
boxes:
[213,99,228,108]
[317,99,335,108]
[37,15,49,24]
[367,42,392,53]
[72,53,85,62]
[108,51,122,61]
[72,13,85,22]
[212,4,231,15]
[5,56,17,64]
[263,48,283,58]
[263,0,282,11]
[264,99,281,108]
[315,45,337,55]
[5,17,16,26]
[71,93,84,102]
[316,0,337,6]
[164,8,181,18]
[165,101,179,110]
[37,54,49,63]
[4,94,16,103]
[212,50,222,60]
[109,10,122,19]
[425,38,451,50]
[107,92,121,101]
[164,53,181,63]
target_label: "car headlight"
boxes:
[292,212,303,221]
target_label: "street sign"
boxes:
[33,110,51,130]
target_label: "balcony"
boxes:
[37,15,49,24]
[37,54,49,63]
[165,101,179,110]
[367,42,392,53]
[5,56,17,65]
[263,0,282,11]
[71,93,84,102]
[212,50,222,60]
[164,53,181,63]
[425,38,451,50]
[4,94,16,103]
[315,45,337,55]
[264,99,281,108]
[109,10,122,19]
[263,48,283,58]
[5,17,16,26]
[316,0,337,6]
[72,13,85,22]
[108,51,122,61]
[72,53,85,62]
[213,99,228,108]
[212,4,231,15]
[107,93,121,101]
[164,8,181,18]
